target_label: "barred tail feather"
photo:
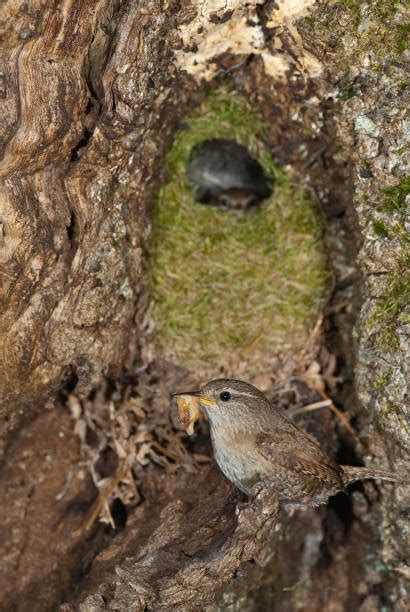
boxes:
[341,465,395,487]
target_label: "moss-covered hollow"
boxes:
[146,89,329,371]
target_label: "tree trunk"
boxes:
[0,1,408,610]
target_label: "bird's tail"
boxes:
[341,465,396,487]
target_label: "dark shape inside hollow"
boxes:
[186,138,272,211]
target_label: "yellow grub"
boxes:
[176,395,200,435]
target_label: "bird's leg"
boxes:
[235,480,278,516]
[252,480,279,517]
[251,479,278,503]
[235,481,279,533]
[250,480,269,502]
[244,480,278,508]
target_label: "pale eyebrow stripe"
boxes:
[226,387,255,399]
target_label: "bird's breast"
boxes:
[209,424,271,494]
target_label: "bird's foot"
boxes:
[244,480,279,517]
[250,479,276,500]
[235,480,278,518]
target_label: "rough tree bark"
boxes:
[0,1,408,610]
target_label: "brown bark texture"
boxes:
[0,1,408,611]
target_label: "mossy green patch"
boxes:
[302,0,408,68]
[146,88,328,370]
[380,403,409,433]
[372,373,390,388]
[367,257,410,352]
[396,23,410,54]
[366,176,410,352]
[381,176,410,214]
[373,219,390,238]
[338,85,357,101]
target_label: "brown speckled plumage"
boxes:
[194,379,395,508]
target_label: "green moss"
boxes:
[380,176,410,214]
[397,413,409,434]
[396,23,410,53]
[372,373,390,388]
[303,15,317,28]
[367,259,410,352]
[352,326,360,342]
[380,404,409,433]
[392,146,407,156]
[338,86,356,101]
[146,88,329,369]
[303,1,408,69]
[370,180,410,353]
[380,405,393,421]
[373,219,390,238]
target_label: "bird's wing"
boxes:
[256,427,342,486]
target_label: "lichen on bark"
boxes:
[303,1,409,607]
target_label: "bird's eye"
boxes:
[220,391,231,402]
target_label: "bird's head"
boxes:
[173,378,269,434]
[216,188,259,211]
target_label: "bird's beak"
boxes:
[172,391,216,435]
[172,391,217,406]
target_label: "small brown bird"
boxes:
[174,379,395,508]
[186,138,272,208]
[216,187,259,212]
